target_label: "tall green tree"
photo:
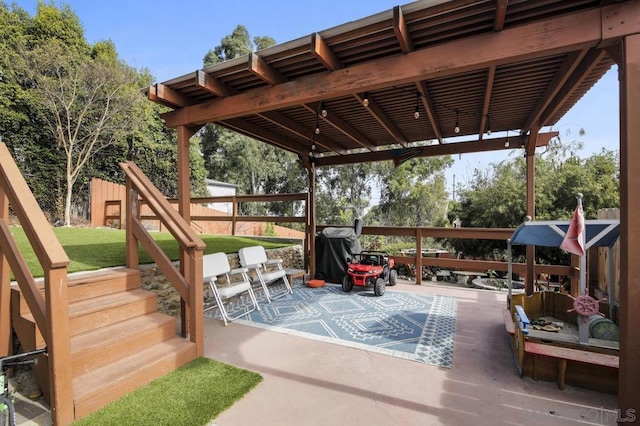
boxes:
[448,137,619,258]
[200,25,305,217]
[23,39,146,225]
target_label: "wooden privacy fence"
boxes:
[90,178,305,238]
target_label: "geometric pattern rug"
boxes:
[205,283,457,368]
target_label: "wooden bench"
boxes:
[525,342,619,389]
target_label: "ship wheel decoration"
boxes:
[567,290,600,322]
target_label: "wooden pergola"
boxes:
[147,0,640,413]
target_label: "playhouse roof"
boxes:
[509,220,620,249]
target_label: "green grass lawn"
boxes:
[10,226,290,278]
[72,357,262,426]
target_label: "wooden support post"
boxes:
[308,164,317,279]
[416,229,422,285]
[0,188,10,357]
[177,126,195,337]
[185,248,204,357]
[125,178,139,269]
[231,197,237,236]
[525,127,538,295]
[618,33,640,418]
[45,267,74,425]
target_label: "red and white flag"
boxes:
[560,205,585,256]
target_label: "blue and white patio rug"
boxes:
[205,283,457,368]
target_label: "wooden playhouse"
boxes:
[503,219,620,393]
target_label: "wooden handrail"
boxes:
[0,142,74,424]
[131,217,189,300]
[0,221,49,342]
[120,162,205,250]
[0,144,69,269]
[120,161,204,357]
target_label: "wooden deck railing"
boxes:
[318,225,575,286]
[120,162,206,356]
[0,143,74,425]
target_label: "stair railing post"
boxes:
[185,248,204,356]
[125,176,139,269]
[45,266,74,425]
[0,188,10,357]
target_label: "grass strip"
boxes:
[9,226,290,277]
[73,357,262,426]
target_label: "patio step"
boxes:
[72,337,196,420]
[10,266,196,421]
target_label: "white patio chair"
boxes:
[203,252,259,326]
[238,246,293,302]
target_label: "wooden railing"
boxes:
[0,143,74,425]
[120,162,205,356]
[318,225,575,286]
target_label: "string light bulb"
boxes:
[362,93,369,107]
[314,124,320,135]
[486,115,492,136]
[454,110,460,134]
[414,94,420,119]
[320,102,328,117]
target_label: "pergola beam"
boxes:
[314,132,557,167]
[393,6,414,53]
[303,103,377,151]
[494,0,509,32]
[311,33,343,71]
[220,119,305,155]
[150,84,196,109]
[354,93,408,147]
[311,33,406,147]
[257,111,348,153]
[416,81,443,144]
[478,66,496,139]
[522,49,589,132]
[248,52,286,85]
[540,48,609,125]
[162,7,614,127]
[195,70,236,97]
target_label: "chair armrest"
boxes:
[266,258,283,264]
[243,263,262,269]
[203,275,218,283]
[230,267,249,275]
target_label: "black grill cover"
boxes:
[315,222,362,283]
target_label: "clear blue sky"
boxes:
[15,0,620,198]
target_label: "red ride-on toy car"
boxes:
[342,251,397,296]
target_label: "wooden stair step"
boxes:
[72,338,196,420]
[67,289,158,336]
[13,267,140,316]
[22,289,158,336]
[71,312,177,377]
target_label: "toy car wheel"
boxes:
[389,269,398,286]
[342,275,354,292]
[374,277,386,296]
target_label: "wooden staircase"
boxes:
[10,267,196,420]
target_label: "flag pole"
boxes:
[576,192,589,344]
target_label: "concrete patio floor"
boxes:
[205,280,618,426]
[13,280,618,425]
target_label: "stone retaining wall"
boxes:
[139,245,305,316]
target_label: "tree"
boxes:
[200,25,306,218]
[373,157,453,227]
[23,39,146,225]
[448,136,619,258]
